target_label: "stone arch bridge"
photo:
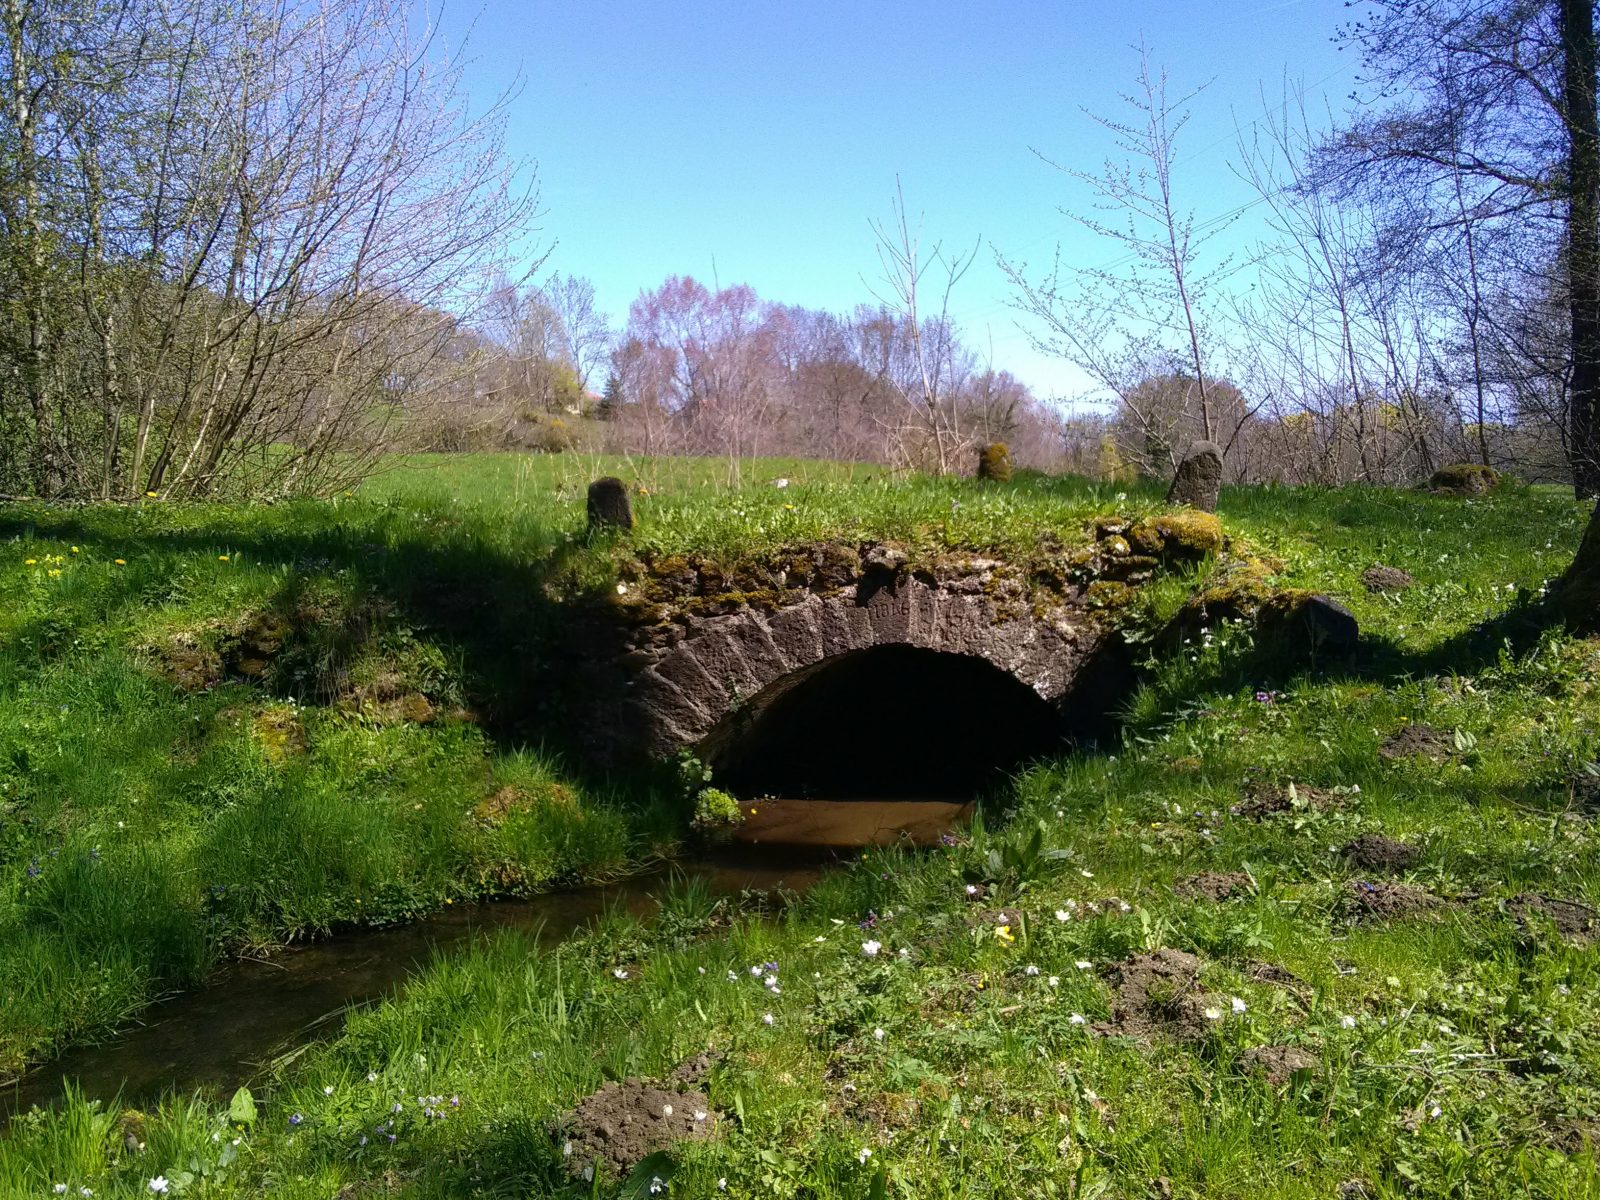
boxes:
[572,515,1225,799]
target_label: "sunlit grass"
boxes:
[0,454,1597,1197]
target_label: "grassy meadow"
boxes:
[1,454,1598,1198]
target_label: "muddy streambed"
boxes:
[1,798,968,1124]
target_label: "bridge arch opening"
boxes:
[700,644,1064,801]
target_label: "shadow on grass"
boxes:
[0,505,652,799]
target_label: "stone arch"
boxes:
[621,575,1098,760]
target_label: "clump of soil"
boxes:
[1094,949,1215,1042]
[1571,772,1600,813]
[1343,879,1443,920]
[153,633,223,692]
[1342,833,1421,873]
[1546,1117,1600,1154]
[667,1049,724,1088]
[1379,724,1454,761]
[1247,960,1305,990]
[1507,893,1598,943]
[1237,1044,1319,1086]
[555,1079,719,1182]
[1175,871,1253,902]
[1362,565,1416,593]
[1232,779,1340,820]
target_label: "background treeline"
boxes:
[0,0,1594,495]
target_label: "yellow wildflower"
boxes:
[114,559,126,566]
[995,925,1015,943]
[47,569,61,578]
[24,558,36,566]
[70,546,79,554]
[218,555,230,562]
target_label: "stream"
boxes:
[1,799,967,1124]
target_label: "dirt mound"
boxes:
[1572,773,1600,813]
[555,1079,719,1182]
[1379,724,1454,761]
[1508,893,1598,943]
[1095,949,1214,1042]
[1237,1044,1319,1086]
[1175,871,1253,901]
[1342,833,1420,873]
[1343,879,1443,920]
[1247,960,1306,990]
[667,1049,724,1088]
[1232,779,1341,820]
[1546,1116,1600,1154]
[1362,565,1415,593]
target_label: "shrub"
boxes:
[691,787,743,833]
[976,442,1012,482]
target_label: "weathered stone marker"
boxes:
[1165,441,1223,512]
[587,477,633,533]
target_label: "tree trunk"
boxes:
[1565,0,1600,499]
[1559,0,1600,626]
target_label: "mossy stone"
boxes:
[1428,463,1501,495]
[1128,511,1224,562]
[977,443,1013,482]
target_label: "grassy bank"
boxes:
[0,454,1171,1076]
[2,456,1598,1197]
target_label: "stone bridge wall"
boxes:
[581,572,1102,762]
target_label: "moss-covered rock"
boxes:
[1127,511,1224,563]
[1429,463,1501,495]
[977,442,1013,482]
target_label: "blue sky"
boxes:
[440,1,1356,404]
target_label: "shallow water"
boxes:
[2,799,965,1122]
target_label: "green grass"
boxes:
[1,454,1598,1198]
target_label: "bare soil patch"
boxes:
[1507,893,1598,943]
[1094,949,1214,1042]
[1175,871,1253,902]
[555,1079,719,1182]
[1379,724,1454,762]
[1237,1044,1319,1086]
[1342,833,1420,873]
[1232,779,1340,820]
[1362,565,1415,593]
[1343,879,1443,920]
[1247,959,1306,990]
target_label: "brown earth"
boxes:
[1247,960,1306,990]
[555,1079,719,1182]
[1379,724,1455,762]
[1175,871,1253,902]
[1342,833,1421,873]
[1232,779,1341,820]
[1237,1044,1319,1086]
[1094,949,1215,1042]
[1343,879,1443,920]
[1507,893,1598,943]
[1362,565,1416,593]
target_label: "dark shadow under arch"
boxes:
[701,644,1065,800]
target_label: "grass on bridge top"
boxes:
[0,454,1597,1198]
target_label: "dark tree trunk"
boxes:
[1565,0,1600,499]
[1558,0,1600,628]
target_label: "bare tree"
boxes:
[0,0,542,499]
[868,179,979,473]
[1003,44,1238,475]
